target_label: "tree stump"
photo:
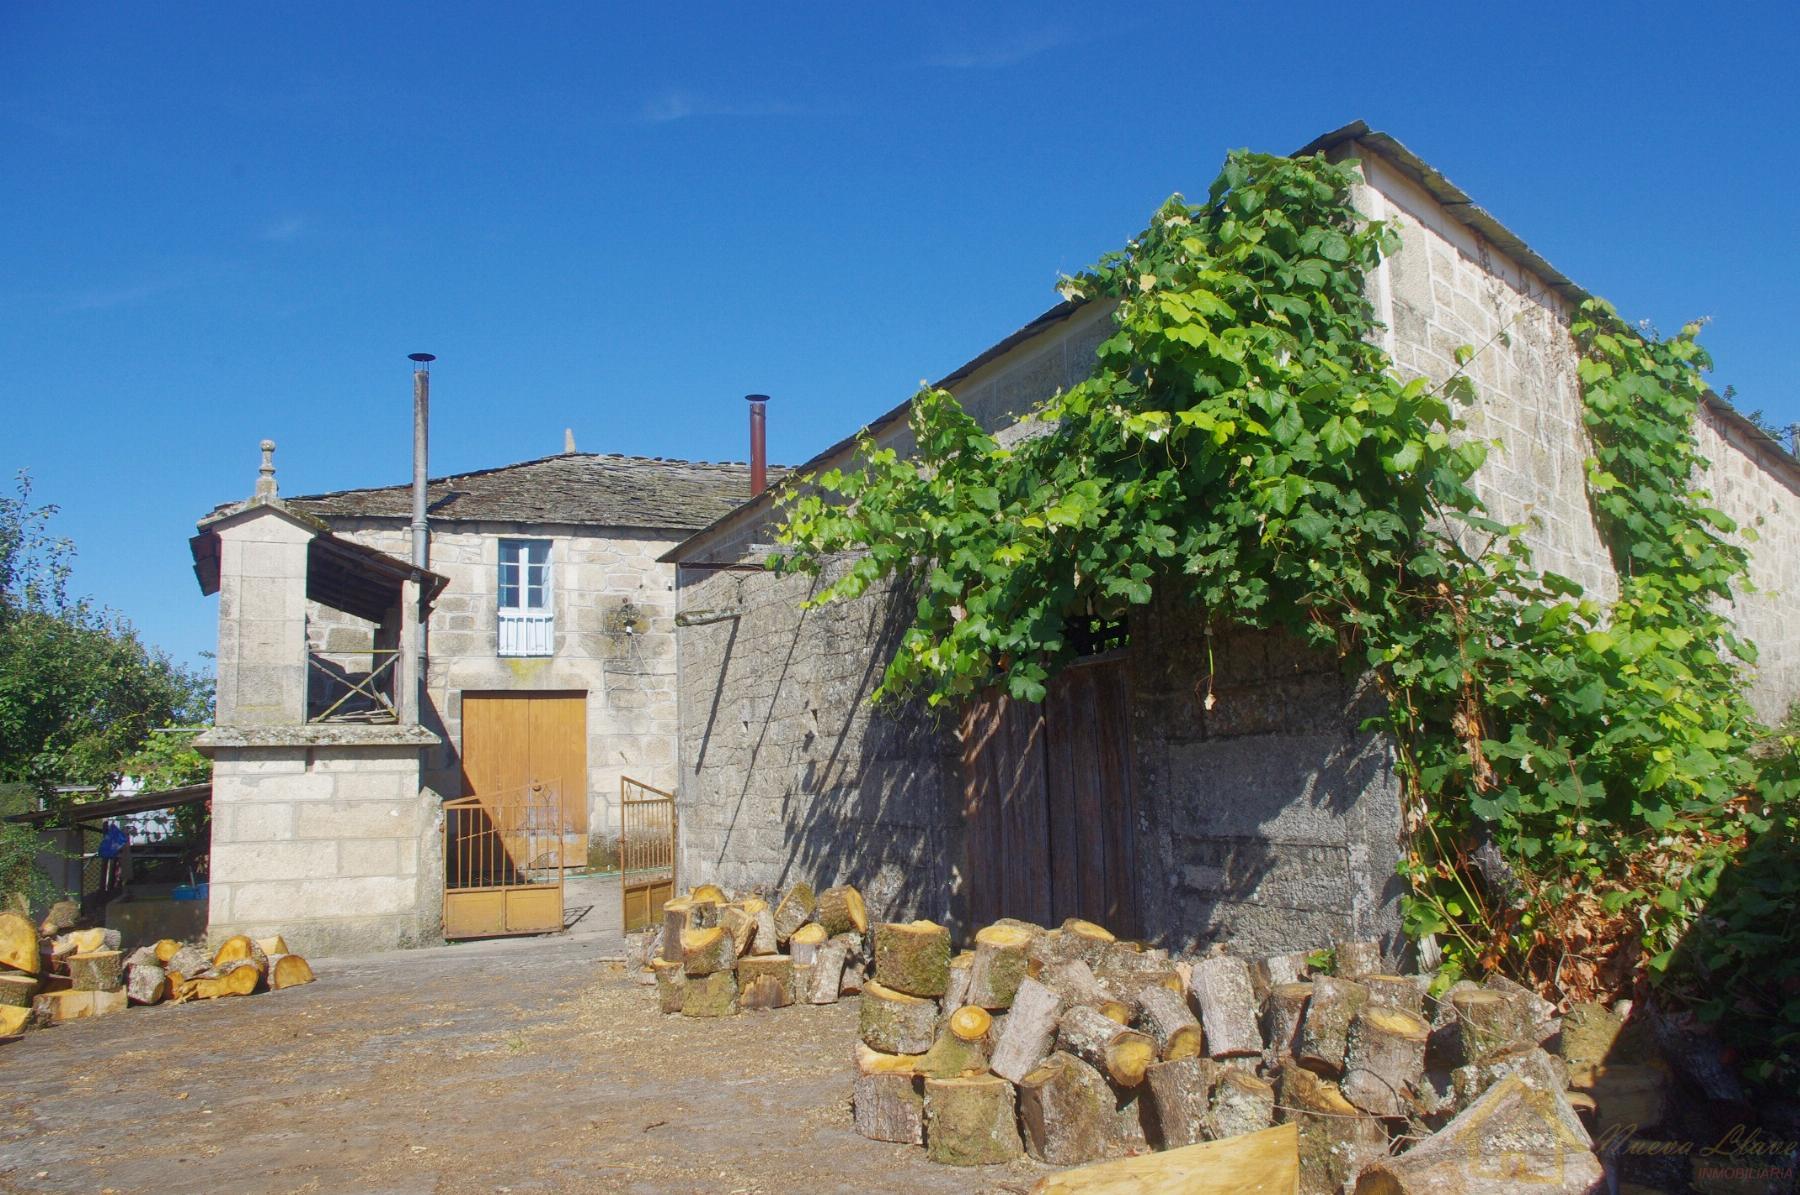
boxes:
[1341,1005,1430,1117]
[772,881,815,943]
[736,954,794,1009]
[924,1074,1022,1166]
[966,923,1034,1009]
[816,885,868,936]
[873,920,951,997]
[1334,939,1382,980]
[651,959,686,1013]
[1138,984,1205,1061]
[859,979,938,1054]
[1144,1054,1224,1149]
[0,912,40,975]
[126,963,168,1005]
[1056,1004,1157,1088]
[1276,1061,1390,1195]
[1298,976,1370,1075]
[806,940,847,1004]
[1019,1051,1114,1165]
[853,1072,923,1144]
[1265,982,1313,1066]
[1189,956,1263,1059]
[681,925,736,977]
[1351,1074,1599,1194]
[990,975,1066,1082]
[1209,1069,1275,1140]
[680,969,738,1017]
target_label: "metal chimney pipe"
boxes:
[746,394,769,497]
[409,354,435,570]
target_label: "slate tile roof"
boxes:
[268,452,779,533]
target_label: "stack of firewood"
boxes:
[0,905,317,1041]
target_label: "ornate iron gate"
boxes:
[619,777,676,933]
[442,783,566,939]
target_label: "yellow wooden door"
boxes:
[462,692,588,865]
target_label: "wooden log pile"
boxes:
[633,902,1624,1191]
[0,910,317,1045]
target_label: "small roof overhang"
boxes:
[7,782,212,828]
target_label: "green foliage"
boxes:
[771,150,1787,1085]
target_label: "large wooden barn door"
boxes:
[461,692,588,868]
[959,656,1140,936]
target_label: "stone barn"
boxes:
[663,123,1800,958]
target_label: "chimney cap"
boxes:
[744,393,771,403]
[408,352,436,364]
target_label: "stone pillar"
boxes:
[212,510,314,726]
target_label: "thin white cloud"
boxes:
[260,216,306,243]
[925,27,1073,69]
[638,90,802,125]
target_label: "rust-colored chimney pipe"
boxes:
[746,394,769,497]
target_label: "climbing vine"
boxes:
[770,150,1794,1086]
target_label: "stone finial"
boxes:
[564,427,576,453]
[256,439,278,499]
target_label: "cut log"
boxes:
[1189,956,1263,1059]
[1334,939,1382,979]
[1038,958,1111,1009]
[1449,987,1530,1064]
[966,922,1034,1009]
[211,934,269,975]
[680,925,736,977]
[943,950,974,1015]
[126,963,168,1005]
[679,969,738,1017]
[0,912,41,975]
[916,1024,988,1079]
[839,958,866,997]
[1265,982,1312,1066]
[68,950,124,992]
[0,1003,28,1035]
[267,954,315,991]
[750,906,779,955]
[37,899,79,935]
[165,944,213,988]
[815,884,868,936]
[873,920,951,998]
[1027,1122,1299,1194]
[855,1040,920,1074]
[735,954,794,1010]
[859,979,938,1054]
[1144,1055,1224,1149]
[1263,951,1310,988]
[787,922,829,965]
[1057,1003,1157,1088]
[177,960,260,1001]
[923,1074,1022,1166]
[1208,1069,1275,1140]
[1484,972,1558,1042]
[659,899,708,961]
[1352,1074,1599,1195]
[771,881,815,943]
[1450,1045,1567,1110]
[1297,976,1370,1076]
[806,940,847,1004]
[254,935,290,957]
[1276,1061,1389,1195]
[123,945,159,971]
[990,975,1067,1083]
[1019,1051,1114,1165]
[152,938,182,964]
[720,904,758,957]
[1362,974,1425,1016]
[689,883,727,904]
[1340,1005,1430,1117]
[1137,984,1205,1061]
[54,927,118,958]
[0,971,38,1007]
[1097,999,1135,1025]
[853,1071,924,1144]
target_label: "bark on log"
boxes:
[966,923,1034,1009]
[990,976,1067,1083]
[0,912,41,975]
[816,885,868,936]
[123,945,159,971]
[750,906,779,956]
[1189,956,1263,1059]
[1450,988,1530,1064]
[177,959,260,1001]
[943,950,974,1019]
[720,904,758,957]
[1038,958,1111,1009]
[853,1072,924,1144]
[1019,1051,1114,1165]
[772,881,816,943]
[915,1024,988,1079]
[839,957,866,997]
[858,979,939,1054]
[1265,982,1312,1066]
[651,959,686,1013]
[1483,972,1558,1042]
[1138,984,1205,1061]
[680,925,736,977]
[1449,1045,1566,1110]
[37,899,79,935]
[1276,1061,1390,1195]
[126,963,168,1005]
[923,1074,1023,1166]
[34,989,127,1023]
[1264,951,1310,988]
[1334,939,1382,980]
[1297,976,1370,1076]
[1144,1055,1225,1149]
[212,934,269,975]
[1341,1005,1430,1117]
[736,954,795,1010]
[1208,1069,1275,1140]
[68,950,124,992]
[1026,1123,1299,1195]
[0,971,39,1007]
[1352,1074,1600,1195]
[806,940,847,1004]
[873,920,951,998]
[1057,1003,1157,1088]
[679,969,738,1017]
[165,945,214,987]
[788,922,829,965]
[1362,974,1426,1016]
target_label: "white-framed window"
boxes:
[497,538,554,657]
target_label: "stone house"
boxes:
[191,445,765,956]
[663,123,1800,958]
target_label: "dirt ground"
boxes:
[0,935,1054,1194]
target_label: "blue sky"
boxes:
[4,2,1796,672]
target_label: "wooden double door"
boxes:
[461,691,588,868]
[959,656,1141,936]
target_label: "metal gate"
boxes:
[443,783,566,939]
[619,777,676,933]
